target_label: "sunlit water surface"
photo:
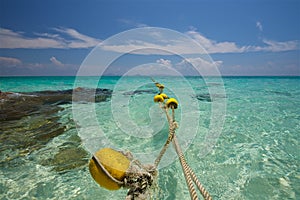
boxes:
[0,76,299,199]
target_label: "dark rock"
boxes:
[27,87,112,104]
[123,89,156,96]
[41,145,89,172]
[0,88,112,121]
[194,93,226,102]
[0,87,111,170]
[194,93,212,102]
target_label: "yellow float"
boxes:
[153,94,164,103]
[89,148,130,190]
[155,83,164,90]
[160,93,168,99]
[166,98,178,109]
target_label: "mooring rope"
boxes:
[154,103,176,167]
[187,165,212,200]
[91,79,212,200]
[172,134,212,200]
[151,78,213,200]
[169,105,213,200]
[154,129,174,167]
[173,135,198,200]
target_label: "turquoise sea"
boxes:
[0,76,299,200]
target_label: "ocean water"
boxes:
[0,76,299,200]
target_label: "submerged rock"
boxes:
[42,145,89,172]
[0,88,111,171]
[194,93,212,102]
[123,89,156,96]
[0,88,112,121]
[193,93,226,102]
[30,87,112,104]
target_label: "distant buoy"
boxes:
[160,93,168,99]
[155,83,164,89]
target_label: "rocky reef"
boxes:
[0,88,112,172]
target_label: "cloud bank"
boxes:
[0,27,298,55]
[100,29,299,55]
[0,56,22,66]
[0,27,100,49]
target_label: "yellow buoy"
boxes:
[89,148,130,190]
[160,93,168,99]
[155,83,164,89]
[153,94,164,103]
[166,98,178,109]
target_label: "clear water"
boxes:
[0,76,299,200]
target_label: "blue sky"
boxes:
[0,0,299,76]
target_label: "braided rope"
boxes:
[187,165,212,200]
[154,130,174,167]
[172,135,198,200]
[166,102,213,200]
[154,103,175,167]
[151,80,213,199]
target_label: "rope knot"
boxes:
[124,162,157,200]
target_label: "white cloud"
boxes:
[118,19,148,28]
[0,28,65,49]
[101,38,208,55]
[156,58,172,67]
[187,30,299,53]
[256,21,263,32]
[0,27,100,49]
[53,27,100,48]
[50,56,64,67]
[124,63,180,76]
[176,57,223,76]
[250,39,299,52]
[0,56,22,66]
[186,30,246,53]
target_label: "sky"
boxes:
[0,0,299,76]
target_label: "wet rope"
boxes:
[150,78,213,199]
[154,103,175,167]
[167,101,213,199]
[187,165,212,200]
[92,79,212,200]
[172,135,198,200]
[160,105,197,200]
[169,105,213,200]
[172,134,212,200]
[154,128,174,167]
[152,105,197,199]
[127,79,213,200]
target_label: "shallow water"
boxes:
[0,76,299,199]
